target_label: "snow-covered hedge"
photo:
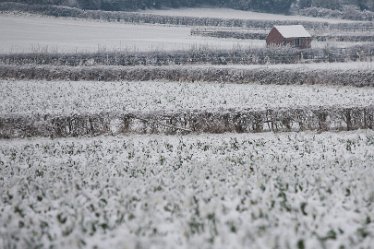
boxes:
[0,48,305,66]
[191,28,267,40]
[1,105,373,138]
[1,65,374,86]
[1,44,373,66]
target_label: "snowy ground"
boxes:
[191,61,374,70]
[311,40,373,48]
[0,14,368,54]
[0,14,261,53]
[1,79,374,116]
[140,7,359,24]
[1,131,373,249]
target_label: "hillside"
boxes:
[4,0,374,14]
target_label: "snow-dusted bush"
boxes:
[1,105,373,138]
[1,44,373,66]
[191,28,268,40]
[1,64,374,86]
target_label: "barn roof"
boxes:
[274,25,311,38]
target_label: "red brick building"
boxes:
[266,25,312,49]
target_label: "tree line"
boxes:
[5,0,374,13]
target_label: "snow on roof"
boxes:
[274,25,311,38]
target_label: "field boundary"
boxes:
[1,106,373,138]
[1,65,373,87]
[1,44,373,66]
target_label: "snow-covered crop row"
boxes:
[1,131,373,249]
[2,80,374,116]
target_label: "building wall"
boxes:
[266,28,284,46]
[301,38,312,49]
[284,38,312,49]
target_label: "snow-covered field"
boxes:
[2,80,374,116]
[0,14,261,53]
[1,7,374,249]
[1,131,373,249]
[141,7,359,24]
[0,13,368,54]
